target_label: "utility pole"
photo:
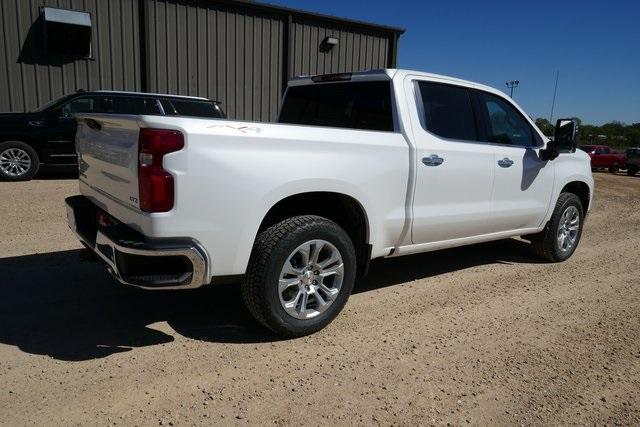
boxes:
[549,70,559,123]
[506,80,519,98]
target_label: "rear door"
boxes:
[40,96,96,164]
[408,80,496,243]
[474,90,554,232]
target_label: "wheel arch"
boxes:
[0,138,43,160]
[256,191,372,276]
[560,180,591,215]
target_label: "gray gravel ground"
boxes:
[1,172,639,425]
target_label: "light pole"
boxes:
[506,80,519,98]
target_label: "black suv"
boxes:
[0,91,225,181]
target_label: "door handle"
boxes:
[422,154,444,167]
[497,157,514,168]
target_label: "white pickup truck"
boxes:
[66,69,593,336]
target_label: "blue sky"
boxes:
[266,0,639,125]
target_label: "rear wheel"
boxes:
[0,141,40,181]
[242,215,356,337]
[530,193,584,262]
[609,163,619,173]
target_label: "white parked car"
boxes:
[66,69,594,336]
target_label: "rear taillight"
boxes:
[138,128,184,213]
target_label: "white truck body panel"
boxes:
[74,69,594,282]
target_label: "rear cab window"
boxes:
[278,81,394,132]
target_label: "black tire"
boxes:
[242,215,356,337]
[0,141,40,181]
[628,167,638,176]
[530,193,584,262]
[609,163,619,173]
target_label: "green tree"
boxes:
[534,118,554,136]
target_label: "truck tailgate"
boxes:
[76,114,141,210]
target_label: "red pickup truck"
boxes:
[579,145,626,173]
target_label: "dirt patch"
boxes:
[1,172,639,425]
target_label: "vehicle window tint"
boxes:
[111,97,164,115]
[417,82,477,141]
[168,100,223,118]
[479,92,534,146]
[61,97,96,116]
[278,81,394,132]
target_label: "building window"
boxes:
[42,7,92,58]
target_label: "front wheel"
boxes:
[530,193,584,262]
[242,215,356,337]
[628,167,638,176]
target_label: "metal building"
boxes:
[0,0,403,121]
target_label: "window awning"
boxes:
[42,7,91,27]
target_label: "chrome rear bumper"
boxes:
[65,195,210,290]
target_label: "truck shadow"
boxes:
[0,239,540,361]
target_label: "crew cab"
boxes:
[579,144,626,173]
[65,69,594,336]
[0,91,224,181]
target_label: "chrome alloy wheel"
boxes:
[557,205,580,253]
[0,148,31,177]
[278,239,344,320]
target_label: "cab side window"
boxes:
[111,97,164,115]
[417,81,478,142]
[61,97,96,117]
[477,92,535,147]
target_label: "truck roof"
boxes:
[89,90,215,103]
[289,68,512,101]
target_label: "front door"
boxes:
[474,91,555,232]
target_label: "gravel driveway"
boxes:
[1,172,638,425]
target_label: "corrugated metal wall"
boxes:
[0,0,141,113]
[144,0,284,121]
[0,0,398,120]
[289,19,390,77]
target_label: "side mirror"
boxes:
[554,118,578,151]
[541,118,578,161]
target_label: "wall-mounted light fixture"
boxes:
[320,36,339,52]
[324,36,339,46]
